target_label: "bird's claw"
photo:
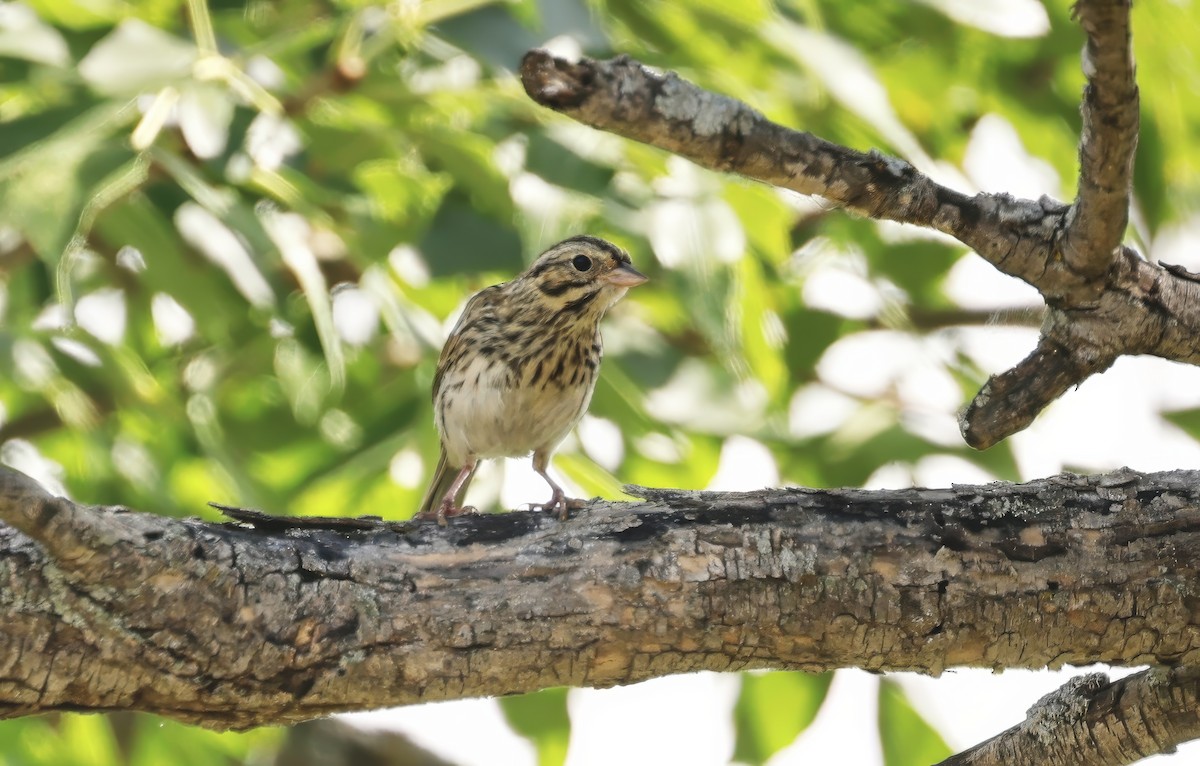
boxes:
[414,504,478,526]
[532,494,587,521]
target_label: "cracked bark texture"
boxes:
[5,464,1200,754]
[519,0,1198,451]
[942,667,1200,766]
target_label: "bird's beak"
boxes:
[605,262,648,288]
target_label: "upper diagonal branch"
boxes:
[520,49,1200,449]
[1064,0,1139,279]
[519,50,1065,292]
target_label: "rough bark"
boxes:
[518,1,1199,451]
[941,667,1200,766]
[4,463,1200,753]
[1065,0,1138,279]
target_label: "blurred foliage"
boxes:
[732,671,831,765]
[3,0,1200,763]
[878,679,953,766]
[499,688,571,766]
[0,713,281,765]
[1164,407,1200,438]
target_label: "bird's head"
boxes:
[516,235,648,318]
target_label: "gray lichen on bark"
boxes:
[654,72,752,137]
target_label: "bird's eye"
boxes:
[571,254,593,272]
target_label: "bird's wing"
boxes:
[432,285,502,401]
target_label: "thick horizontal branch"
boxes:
[4,466,1200,733]
[942,667,1200,766]
[519,50,1200,449]
[1063,0,1138,279]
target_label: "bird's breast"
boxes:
[435,331,601,463]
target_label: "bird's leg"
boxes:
[532,451,586,520]
[422,459,478,526]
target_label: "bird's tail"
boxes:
[416,447,476,517]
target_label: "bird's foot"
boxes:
[532,493,587,521]
[414,503,478,526]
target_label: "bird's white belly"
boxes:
[437,354,593,464]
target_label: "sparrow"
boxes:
[417,235,647,523]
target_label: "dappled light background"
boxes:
[2,0,1200,763]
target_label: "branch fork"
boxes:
[519,0,1198,450]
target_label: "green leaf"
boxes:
[525,133,615,195]
[436,0,605,68]
[0,102,136,261]
[0,102,101,166]
[724,184,793,264]
[0,716,60,765]
[738,255,789,403]
[868,240,964,309]
[352,158,452,229]
[878,679,953,766]
[1164,407,1200,439]
[1133,112,1169,236]
[92,195,237,342]
[263,211,346,392]
[412,126,515,222]
[273,337,333,426]
[60,715,121,766]
[554,450,625,501]
[419,198,523,277]
[128,715,282,766]
[783,307,847,380]
[22,0,129,29]
[499,687,572,766]
[733,670,833,765]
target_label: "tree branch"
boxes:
[4,464,1200,744]
[958,336,1113,450]
[898,306,1044,332]
[519,40,1200,450]
[1063,0,1139,279]
[279,718,456,766]
[518,50,1059,285]
[942,667,1200,766]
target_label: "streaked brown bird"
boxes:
[417,235,647,523]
